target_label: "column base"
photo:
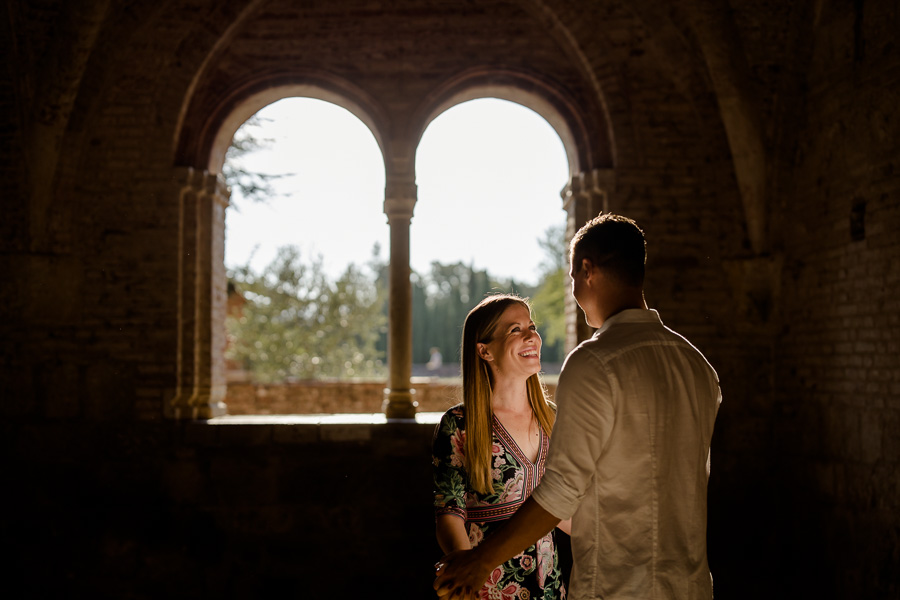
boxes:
[193,401,228,419]
[188,387,228,420]
[382,388,418,419]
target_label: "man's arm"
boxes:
[433,497,561,599]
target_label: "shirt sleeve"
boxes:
[531,347,616,520]
[432,408,468,521]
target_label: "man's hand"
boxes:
[433,499,561,598]
[433,548,492,599]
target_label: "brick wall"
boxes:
[772,1,900,596]
[224,378,559,415]
[1,0,898,598]
[4,419,441,598]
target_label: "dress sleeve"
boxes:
[432,408,468,521]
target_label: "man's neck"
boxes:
[595,289,647,327]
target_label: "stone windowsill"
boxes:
[207,412,443,425]
[182,412,443,446]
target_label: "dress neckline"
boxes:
[492,413,543,466]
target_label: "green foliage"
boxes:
[227,223,569,381]
[222,115,290,207]
[226,246,386,382]
[537,223,568,273]
[410,261,499,364]
[530,267,567,353]
[530,224,568,357]
[372,223,569,366]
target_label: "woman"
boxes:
[432,294,569,599]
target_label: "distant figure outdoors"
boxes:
[434,214,722,599]
[427,347,444,371]
[432,294,570,599]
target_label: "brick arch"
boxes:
[174,69,390,174]
[409,67,613,179]
[170,70,393,420]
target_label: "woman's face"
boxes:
[479,303,542,380]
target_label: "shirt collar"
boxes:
[593,308,662,337]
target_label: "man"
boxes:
[434,213,721,599]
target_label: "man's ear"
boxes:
[581,258,594,280]
[476,342,492,361]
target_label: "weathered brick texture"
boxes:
[223,378,560,415]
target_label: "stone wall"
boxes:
[224,378,559,415]
[1,0,898,598]
[771,2,900,596]
[5,420,440,598]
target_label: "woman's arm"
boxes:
[434,497,561,599]
[436,514,472,555]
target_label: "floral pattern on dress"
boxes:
[433,405,566,600]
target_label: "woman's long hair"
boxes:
[461,294,556,495]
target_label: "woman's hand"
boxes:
[433,548,492,599]
[435,498,562,598]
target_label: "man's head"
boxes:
[569,213,646,288]
[569,214,647,327]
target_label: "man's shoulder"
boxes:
[572,317,709,365]
[571,317,660,356]
[563,337,601,365]
[559,339,610,383]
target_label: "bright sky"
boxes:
[224,97,569,286]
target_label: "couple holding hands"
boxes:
[432,214,722,600]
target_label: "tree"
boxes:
[407,261,539,365]
[356,226,569,370]
[226,246,386,382]
[529,223,568,362]
[222,114,290,207]
[537,222,568,273]
[411,261,497,363]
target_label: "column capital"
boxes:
[174,165,205,190]
[173,168,230,207]
[561,168,615,213]
[384,175,417,220]
[201,172,230,207]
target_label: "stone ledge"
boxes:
[181,412,443,446]
[206,412,443,425]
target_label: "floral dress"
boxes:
[433,404,566,600]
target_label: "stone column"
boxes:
[561,168,615,349]
[171,167,202,420]
[171,167,229,420]
[382,176,418,419]
[191,172,230,419]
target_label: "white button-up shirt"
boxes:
[532,309,721,599]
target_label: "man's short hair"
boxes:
[569,213,646,288]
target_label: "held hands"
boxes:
[433,549,492,599]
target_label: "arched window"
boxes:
[172,73,613,421]
[411,98,569,382]
[171,81,390,420]
[222,97,388,414]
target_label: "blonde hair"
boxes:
[461,294,556,495]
